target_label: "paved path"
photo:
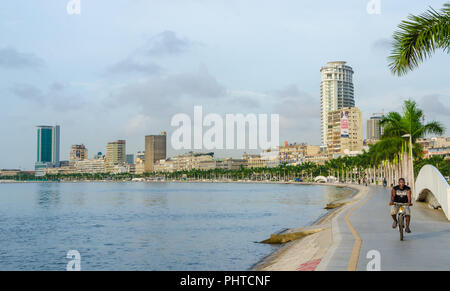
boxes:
[322,185,450,271]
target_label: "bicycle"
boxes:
[394,202,409,241]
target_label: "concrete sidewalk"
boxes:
[321,186,450,271]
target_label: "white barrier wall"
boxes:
[415,165,450,220]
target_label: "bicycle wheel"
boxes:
[398,214,404,241]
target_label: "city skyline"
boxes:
[1,0,449,170]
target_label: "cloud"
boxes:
[10,83,44,101]
[372,38,392,51]
[0,47,44,69]
[111,66,226,107]
[107,58,162,75]
[141,30,196,56]
[270,84,321,143]
[419,95,450,116]
[106,30,198,75]
[122,114,154,135]
[10,82,86,112]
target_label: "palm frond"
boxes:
[389,3,450,76]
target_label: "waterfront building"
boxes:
[175,152,214,171]
[69,144,88,162]
[44,165,75,175]
[35,125,60,175]
[216,158,247,170]
[279,143,321,165]
[105,140,126,173]
[243,153,265,168]
[75,158,106,174]
[145,132,167,173]
[303,153,329,165]
[111,164,129,174]
[154,152,215,172]
[134,151,145,174]
[327,107,363,158]
[261,148,281,168]
[154,159,175,173]
[304,146,329,165]
[135,162,145,175]
[320,62,355,146]
[0,169,22,177]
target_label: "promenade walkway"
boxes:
[321,186,450,271]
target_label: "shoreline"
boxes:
[251,183,366,271]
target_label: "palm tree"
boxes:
[378,99,445,159]
[389,3,449,76]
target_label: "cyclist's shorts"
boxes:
[391,205,411,216]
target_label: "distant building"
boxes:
[105,140,126,173]
[145,132,167,173]
[75,158,106,174]
[261,148,281,168]
[327,107,363,158]
[59,160,70,167]
[320,61,355,146]
[216,158,247,170]
[135,151,145,174]
[126,154,135,164]
[70,144,88,162]
[243,153,265,168]
[279,143,321,165]
[93,152,105,159]
[136,151,145,162]
[366,113,384,142]
[417,137,450,159]
[35,125,60,176]
[0,169,22,177]
[154,152,214,172]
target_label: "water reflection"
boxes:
[36,183,61,208]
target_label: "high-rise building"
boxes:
[105,140,126,172]
[35,125,60,175]
[320,61,355,146]
[366,114,384,141]
[69,144,88,162]
[327,107,363,158]
[144,132,167,173]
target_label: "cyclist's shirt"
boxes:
[393,185,411,203]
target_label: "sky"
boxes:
[1,0,449,170]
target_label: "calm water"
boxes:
[0,182,352,270]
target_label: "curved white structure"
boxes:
[314,176,328,183]
[415,165,450,220]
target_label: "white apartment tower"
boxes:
[320,61,355,146]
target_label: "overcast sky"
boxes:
[1,0,449,170]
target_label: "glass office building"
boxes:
[35,125,60,175]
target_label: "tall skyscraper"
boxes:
[105,140,126,172]
[36,125,60,171]
[366,113,384,141]
[145,132,167,173]
[320,61,355,146]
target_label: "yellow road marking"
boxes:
[345,187,373,271]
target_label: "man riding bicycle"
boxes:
[389,178,413,233]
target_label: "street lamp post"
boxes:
[402,134,415,199]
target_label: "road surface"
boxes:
[321,185,450,271]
